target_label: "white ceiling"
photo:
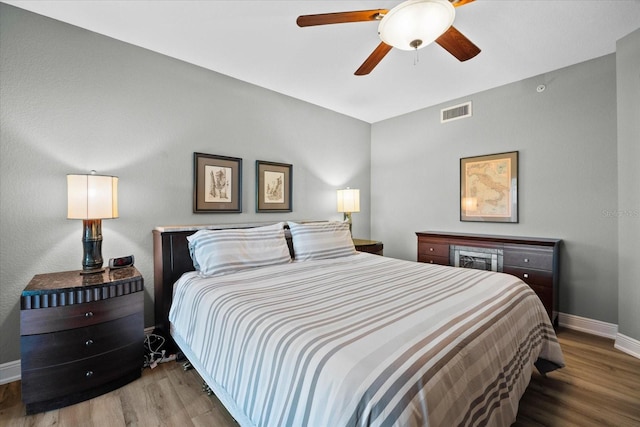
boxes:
[4,0,640,123]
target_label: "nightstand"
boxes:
[353,238,384,256]
[20,267,144,414]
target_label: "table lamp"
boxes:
[67,171,118,274]
[337,188,360,232]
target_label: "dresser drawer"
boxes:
[21,340,143,404]
[21,291,143,336]
[417,254,450,266]
[21,312,142,370]
[503,245,554,270]
[418,241,449,258]
[503,266,553,288]
[525,284,553,321]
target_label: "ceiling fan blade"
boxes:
[297,9,387,27]
[449,0,475,7]
[355,42,393,76]
[435,26,481,62]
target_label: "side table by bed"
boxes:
[20,267,144,414]
[353,238,384,256]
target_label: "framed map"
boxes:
[460,151,518,223]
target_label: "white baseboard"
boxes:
[557,312,640,360]
[615,333,640,359]
[0,360,21,386]
[557,312,618,339]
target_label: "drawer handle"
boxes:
[85,339,94,347]
[429,260,434,264]
[85,370,94,378]
[429,247,434,251]
[85,311,94,318]
[523,273,529,278]
[524,258,529,263]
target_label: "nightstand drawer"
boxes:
[353,239,384,256]
[503,245,553,270]
[21,340,142,404]
[21,312,143,370]
[418,242,449,258]
[21,291,143,336]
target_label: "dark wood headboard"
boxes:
[152,222,295,345]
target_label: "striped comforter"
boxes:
[169,253,564,427]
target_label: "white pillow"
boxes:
[187,222,291,276]
[288,221,357,261]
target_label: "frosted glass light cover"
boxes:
[67,174,119,219]
[378,0,455,51]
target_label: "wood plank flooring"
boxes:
[1,328,638,426]
[514,328,640,427]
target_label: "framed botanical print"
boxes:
[460,151,518,223]
[193,152,242,213]
[256,160,292,212]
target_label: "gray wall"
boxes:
[371,54,620,325]
[616,28,640,341]
[1,4,637,368]
[0,4,371,365]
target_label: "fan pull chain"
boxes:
[410,39,422,66]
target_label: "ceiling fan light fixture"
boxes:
[378,0,455,51]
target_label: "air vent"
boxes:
[441,101,472,123]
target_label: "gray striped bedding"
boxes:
[169,253,564,427]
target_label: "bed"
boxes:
[153,221,564,427]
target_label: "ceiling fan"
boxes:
[297,0,480,75]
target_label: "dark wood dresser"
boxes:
[20,267,144,414]
[416,231,561,324]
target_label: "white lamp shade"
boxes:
[378,0,455,51]
[67,174,119,219]
[337,188,360,213]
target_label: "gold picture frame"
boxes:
[193,152,242,213]
[460,151,518,223]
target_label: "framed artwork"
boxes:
[256,160,292,212]
[193,152,242,213]
[460,151,518,223]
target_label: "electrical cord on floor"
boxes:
[143,333,176,369]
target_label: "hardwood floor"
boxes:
[515,328,640,427]
[1,328,638,426]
